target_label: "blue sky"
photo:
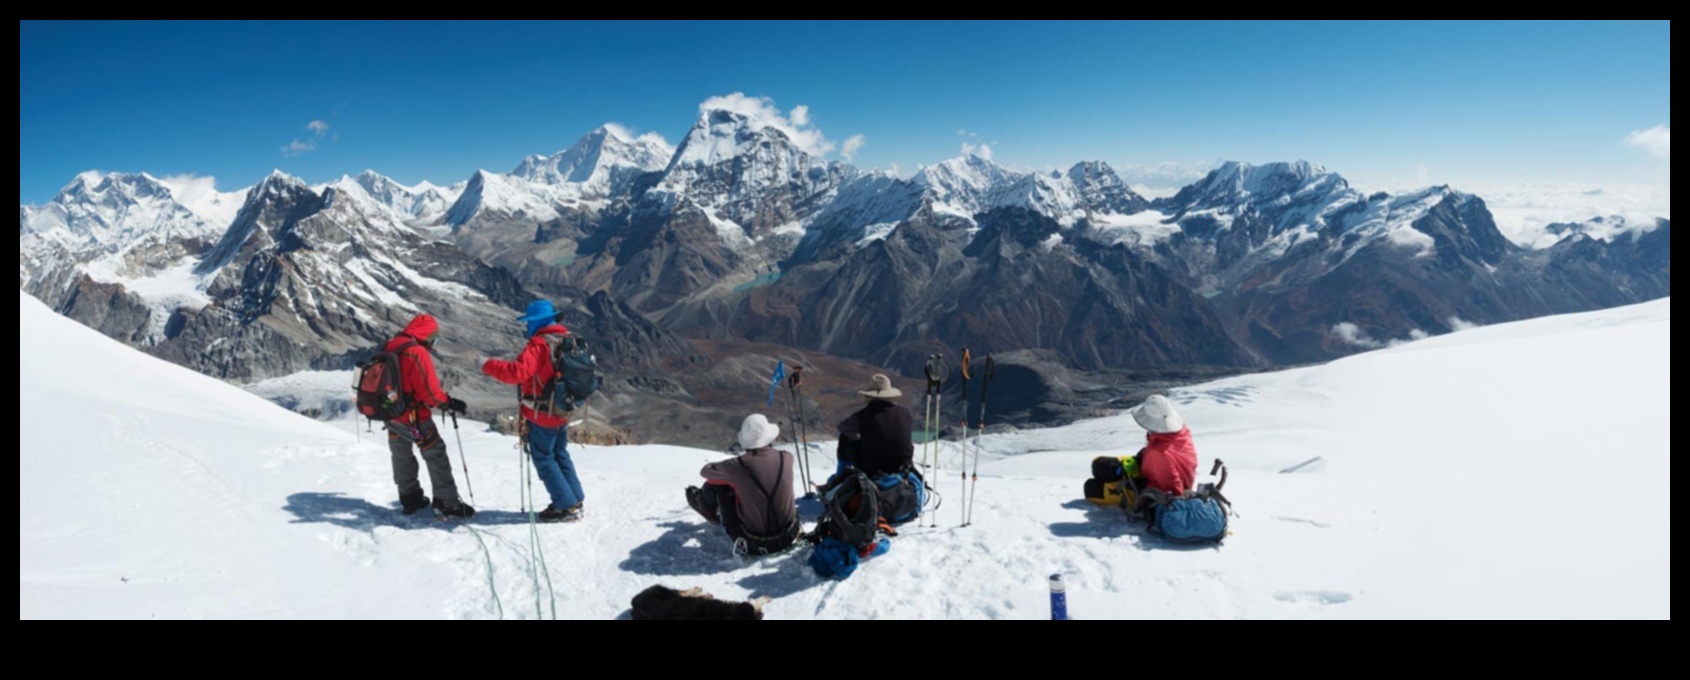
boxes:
[19,20,1670,204]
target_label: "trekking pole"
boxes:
[921,354,942,526]
[933,354,948,527]
[926,353,953,527]
[965,355,995,527]
[789,367,816,496]
[449,410,477,507]
[781,373,811,494]
[958,348,972,527]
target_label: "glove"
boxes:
[445,397,468,414]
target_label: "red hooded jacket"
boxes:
[386,314,449,423]
[1141,427,1198,495]
[482,324,570,429]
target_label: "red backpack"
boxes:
[355,341,416,421]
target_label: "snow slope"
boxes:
[19,291,460,619]
[21,291,1669,619]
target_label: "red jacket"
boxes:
[1141,427,1198,495]
[387,314,448,423]
[482,324,570,429]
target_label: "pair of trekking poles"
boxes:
[918,350,994,528]
[778,366,818,498]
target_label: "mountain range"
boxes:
[20,102,1671,444]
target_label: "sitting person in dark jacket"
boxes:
[686,414,800,556]
[835,374,914,479]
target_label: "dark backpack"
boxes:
[354,341,416,422]
[543,336,602,412]
[874,469,927,526]
[810,470,882,552]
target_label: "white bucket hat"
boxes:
[738,413,780,451]
[1131,395,1186,434]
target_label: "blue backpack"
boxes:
[1151,497,1229,543]
[808,537,860,580]
[1147,460,1233,544]
[875,469,927,525]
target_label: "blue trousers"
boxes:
[526,423,584,510]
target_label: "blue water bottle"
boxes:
[1049,573,1068,621]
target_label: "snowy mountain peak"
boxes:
[1066,161,1149,216]
[1197,160,1338,199]
[344,170,462,224]
[445,168,562,227]
[59,171,173,204]
[20,171,223,246]
[916,155,1015,195]
[1161,161,1355,224]
[256,170,308,195]
[651,109,849,240]
[911,156,1148,225]
[230,172,319,232]
[669,108,807,171]
[510,124,672,193]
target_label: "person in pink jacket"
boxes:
[1130,395,1198,496]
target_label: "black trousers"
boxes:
[687,485,798,555]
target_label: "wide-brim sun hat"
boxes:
[738,413,780,450]
[1131,394,1186,434]
[859,374,902,400]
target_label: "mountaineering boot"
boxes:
[538,503,583,523]
[686,486,720,524]
[433,498,477,520]
[400,492,431,516]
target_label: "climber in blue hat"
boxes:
[479,300,586,522]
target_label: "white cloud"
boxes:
[1625,124,1670,160]
[699,93,838,157]
[1332,322,1429,350]
[282,119,333,158]
[1331,322,1382,349]
[1131,185,1182,200]
[1458,181,1670,249]
[961,141,993,161]
[281,139,317,157]
[1448,317,1480,332]
[841,134,865,161]
[887,162,902,178]
[156,174,219,204]
[1114,160,1222,189]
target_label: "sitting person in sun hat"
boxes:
[834,373,915,479]
[687,414,800,555]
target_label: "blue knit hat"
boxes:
[518,300,557,337]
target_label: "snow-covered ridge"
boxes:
[346,170,464,224]
[1153,160,1493,272]
[1537,215,1668,249]
[915,156,1151,232]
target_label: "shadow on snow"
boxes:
[282,492,533,531]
